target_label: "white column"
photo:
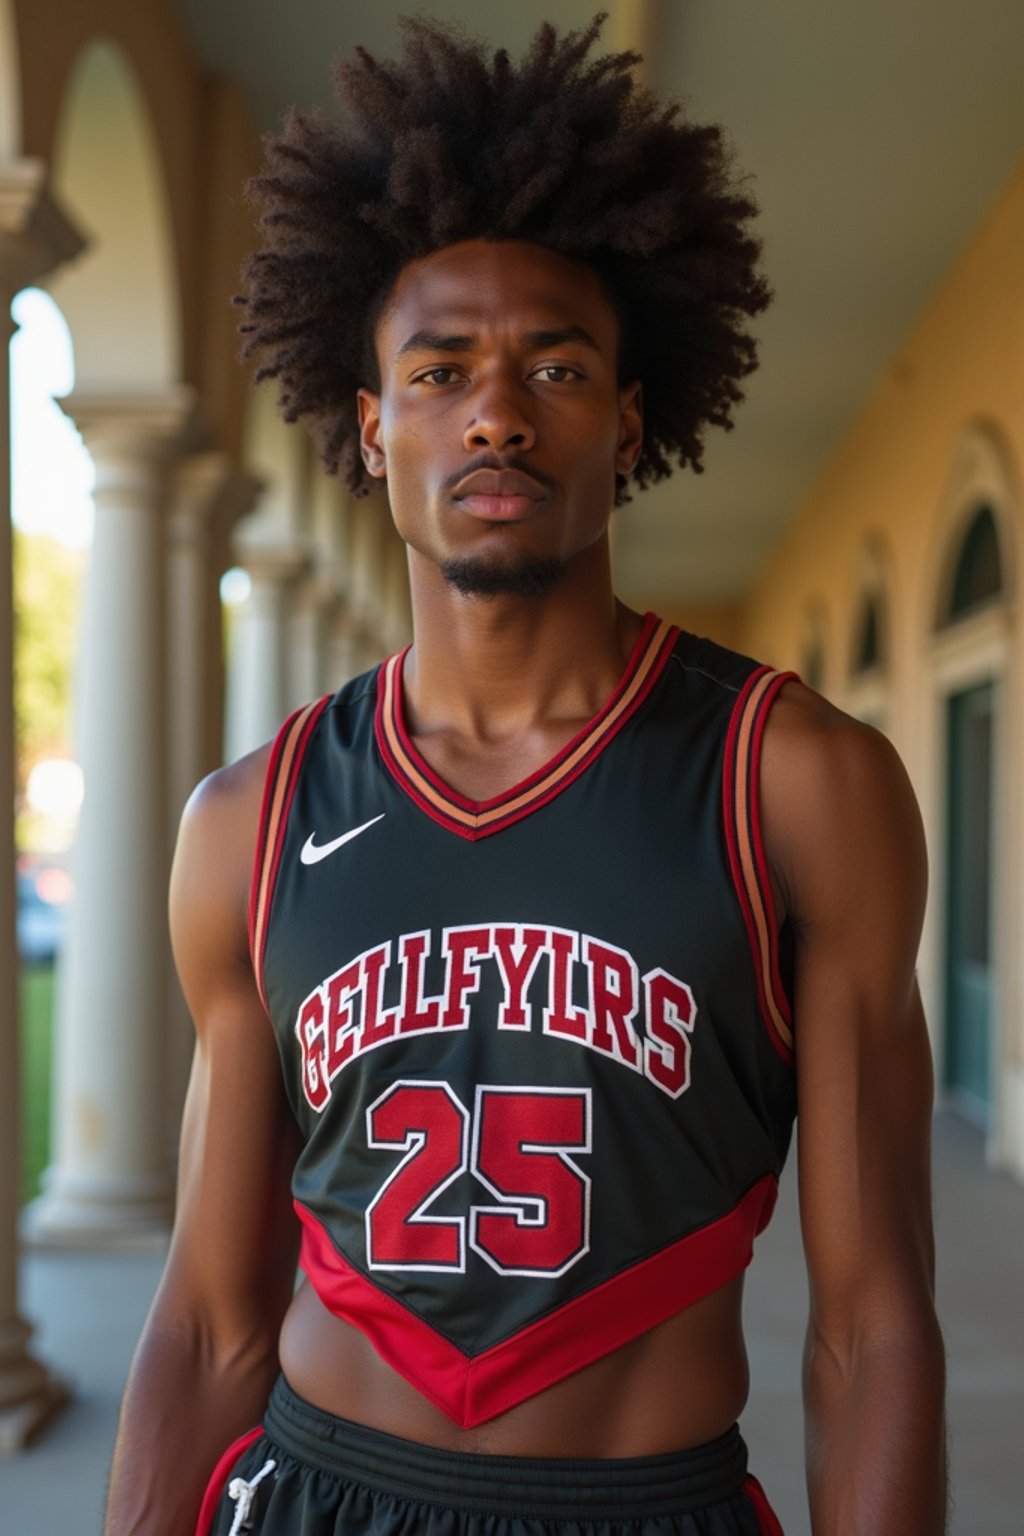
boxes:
[327,598,363,690]
[346,493,390,674]
[26,390,197,1246]
[0,161,82,1444]
[224,543,309,759]
[164,453,258,1150]
[612,0,659,77]
[313,480,360,690]
[289,575,329,708]
[379,529,413,657]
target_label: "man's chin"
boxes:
[440,555,565,599]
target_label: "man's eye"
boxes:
[533,365,579,383]
[417,367,459,386]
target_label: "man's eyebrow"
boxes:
[395,325,603,358]
[524,326,601,353]
[396,331,474,357]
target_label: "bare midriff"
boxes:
[278,1273,750,1457]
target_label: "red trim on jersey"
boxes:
[249,696,332,1010]
[194,1425,264,1536]
[742,1474,786,1534]
[747,672,798,1030]
[373,614,679,840]
[722,668,798,1066]
[295,1174,777,1428]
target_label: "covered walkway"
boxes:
[5,1112,1022,1534]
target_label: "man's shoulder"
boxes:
[184,740,274,840]
[762,681,926,928]
[765,680,904,801]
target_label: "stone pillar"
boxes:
[0,160,82,1444]
[224,542,309,760]
[164,453,259,1149]
[379,529,413,657]
[26,390,197,1246]
[289,575,329,707]
[612,0,659,78]
[324,591,364,690]
[313,482,358,690]
[346,493,390,674]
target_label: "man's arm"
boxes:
[762,687,946,1536]
[104,749,302,1536]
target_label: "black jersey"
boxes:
[251,615,798,1428]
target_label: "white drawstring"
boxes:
[226,1456,277,1535]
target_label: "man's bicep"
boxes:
[764,700,936,1328]
[163,757,301,1337]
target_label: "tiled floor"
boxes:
[5,1113,1021,1534]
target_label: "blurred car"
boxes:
[16,860,73,966]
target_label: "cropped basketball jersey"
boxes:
[251,615,798,1429]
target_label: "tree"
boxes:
[12,527,85,796]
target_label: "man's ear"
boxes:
[357,388,387,478]
[615,379,643,478]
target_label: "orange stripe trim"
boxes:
[250,699,326,1010]
[734,674,793,1048]
[728,670,796,1059]
[379,616,677,836]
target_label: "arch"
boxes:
[945,505,1003,624]
[924,421,1020,1159]
[46,40,179,390]
[929,420,1018,634]
[847,535,894,679]
[842,535,898,732]
[851,594,882,673]
[0,0,21,157]
[798,600,830,695]
[10,288,94,547]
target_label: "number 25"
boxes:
[366,1081,592,1278]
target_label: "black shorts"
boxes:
[196,1377,783,1536]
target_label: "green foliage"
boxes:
[12,529,84,793]
[20,963,54,1205]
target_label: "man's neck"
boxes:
[401,542,643,744]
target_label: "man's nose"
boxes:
[463,376,536,453]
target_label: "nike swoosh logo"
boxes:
[300,814,386,866]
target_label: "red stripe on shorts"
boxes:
[194,1426,264,1536]
[742,1473,785,1534]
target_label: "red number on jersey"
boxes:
[365,1081,469,1270]
[471,1087,591,1276]
[365,1082,592,1277]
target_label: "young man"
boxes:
[104,16,945,1536]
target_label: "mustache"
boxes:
[442,454,557,497]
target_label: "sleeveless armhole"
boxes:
[248,696,332,1012]
[722,666,799,1067]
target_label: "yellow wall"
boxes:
[737,153,1024,1175]
[740,152,1024,681]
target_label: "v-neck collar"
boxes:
[373,612,679,841]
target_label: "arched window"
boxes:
[945,505,1003,624]
[802,641,823,693]
[851,591,885,676]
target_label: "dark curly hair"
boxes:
[237,11,772,501]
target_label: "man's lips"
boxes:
[451,468,547,521]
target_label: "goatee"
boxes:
[440,555,565,599]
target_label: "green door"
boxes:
[944,681,995,1124]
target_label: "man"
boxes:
[104,15,945,1535]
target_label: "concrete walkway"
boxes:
[4,1112,1022,1534]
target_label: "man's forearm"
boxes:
[803,1316,947,1536]
[103,1315,280,1536]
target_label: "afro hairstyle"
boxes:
[237,11,772,502]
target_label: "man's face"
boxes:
[358,240,642,597]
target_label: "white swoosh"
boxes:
[300,814,386,865]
